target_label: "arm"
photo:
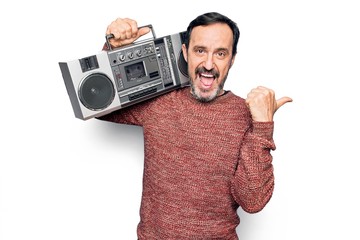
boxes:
[231,86,292,212]
[231,121,275,213]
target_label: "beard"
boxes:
[190,66,227,103]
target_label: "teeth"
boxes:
[201,73,214,78]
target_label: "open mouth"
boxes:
[199,73,215,89]
[195,66,220,90]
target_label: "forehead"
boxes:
[189,23,234,49]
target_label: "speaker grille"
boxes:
[79,73,115,110]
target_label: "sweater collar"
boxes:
[182,87,234,105]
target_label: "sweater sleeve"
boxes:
[231,121,276,213]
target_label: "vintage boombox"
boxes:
[59,25,189,120]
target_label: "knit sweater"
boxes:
[99,87,276,239]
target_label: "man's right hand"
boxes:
[105,18,151,48]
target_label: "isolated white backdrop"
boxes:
[1,0,359,239]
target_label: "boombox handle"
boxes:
[105,24,156,51]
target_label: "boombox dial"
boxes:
[118,54,126,62]
[127,52,134,59]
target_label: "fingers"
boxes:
[245,86,275,109]
[246,86,292,122]
[105,18,151,48]
[245,86,274,122]
[246,86,292,109]
[106,18,137,39]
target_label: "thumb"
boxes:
[276,96,293,111]
[137,27,151,38]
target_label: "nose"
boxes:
[203,53,214,70]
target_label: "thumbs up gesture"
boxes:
[246,86,292,122]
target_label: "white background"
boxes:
[1,0,360,239]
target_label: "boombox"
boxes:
[59,26,189,120]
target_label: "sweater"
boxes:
[99,87,276,239]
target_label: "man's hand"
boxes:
[105,18,151,48]
[246,86,292,122]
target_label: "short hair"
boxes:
[184,12,240,56]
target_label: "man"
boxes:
[100,12,292,239]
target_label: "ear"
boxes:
[181,44,188,62]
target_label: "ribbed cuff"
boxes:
[252,121,274,140]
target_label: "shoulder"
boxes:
[216,91,252,120]
[219,91,247,108]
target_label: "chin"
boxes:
[191,85,220,103]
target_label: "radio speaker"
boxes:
[79,73,115,110]
[59,51,121,120]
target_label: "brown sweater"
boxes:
[99,87,275,239]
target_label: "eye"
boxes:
[216,51,227,58]
[196,49,205,54]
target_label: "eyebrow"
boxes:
[192,45,230,53]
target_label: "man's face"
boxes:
[182,23,236,102]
